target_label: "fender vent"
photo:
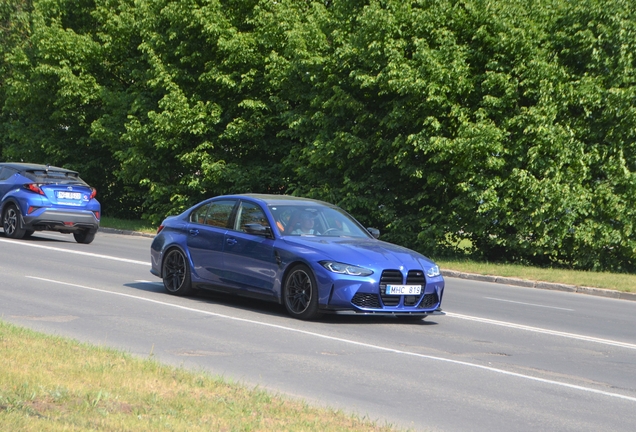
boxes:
[351,293,381,309]
[418,293,439,309]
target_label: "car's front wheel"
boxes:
[73,229,96,244]
[283,264,320,320]
[162,248,192,296]
[2,204,26,239]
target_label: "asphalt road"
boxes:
[1,231,635,431]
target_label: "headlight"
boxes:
[320,261,374,276]
[426,265,441,278]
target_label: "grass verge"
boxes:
[0,321,396,431]
[435,259,636,293]
[100,216,157,234]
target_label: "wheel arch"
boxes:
[279,259,314,302]
[160,244,195,296]
[160,243,193,279]
[281,261,322,320]
[280,259,332,306]
[1,197,28,238]
[0,196,23,216]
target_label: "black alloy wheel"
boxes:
[162,248,192,296]
[2,204,26,239]
[283,264,320,320]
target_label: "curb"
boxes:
[98,227,156,239]
[441,269,636,302]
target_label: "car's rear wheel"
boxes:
[73,229,95,244]
[162,248,192,296]
[2,204,26,239]
[283,264,320,320]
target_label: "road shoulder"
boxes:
[442,269,636,302]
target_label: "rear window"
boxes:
[23,169,88,185]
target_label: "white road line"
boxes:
[485,297,575,311]
[446,312,636,350]
[24,275,636,403]
[0,238,148,266]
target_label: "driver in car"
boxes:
[292,211,318,235]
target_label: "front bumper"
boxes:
[325,307,446,317]
[316,270,445,314]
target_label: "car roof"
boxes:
[220,193,335,207]
[0,162,78,174]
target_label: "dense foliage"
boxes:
[1,0,635,271]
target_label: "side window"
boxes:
[271,206,305,235]
[205,200,236,228]
[189,203,211,225]
[235,201,270,233]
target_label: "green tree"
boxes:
[0,0,134,217]
[1,0,634,271]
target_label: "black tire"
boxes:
[162,248,193,296]
[73,229,96,244]
[2,204,26,239]
[283,264,320,320]
[24,230,35,239]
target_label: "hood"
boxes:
[282,236,436,270]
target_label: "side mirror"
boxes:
[367,227,380,239]
[244,223,273,238]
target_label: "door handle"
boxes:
[189,229,199,236]
[226,238,237,246]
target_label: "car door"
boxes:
[186,199,237,287]
[222,200,278,297]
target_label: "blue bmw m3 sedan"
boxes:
[150,194,445,320]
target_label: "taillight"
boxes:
[25,184,45,195]
[93,211,100,220]
[157,225,165,234]
[28,206,39,214]
[89,188,97,200]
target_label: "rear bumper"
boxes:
[24,209,99,233]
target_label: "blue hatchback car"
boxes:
[150,194,445,320]
[0,162,100,244]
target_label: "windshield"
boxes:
[269,204,372,238]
